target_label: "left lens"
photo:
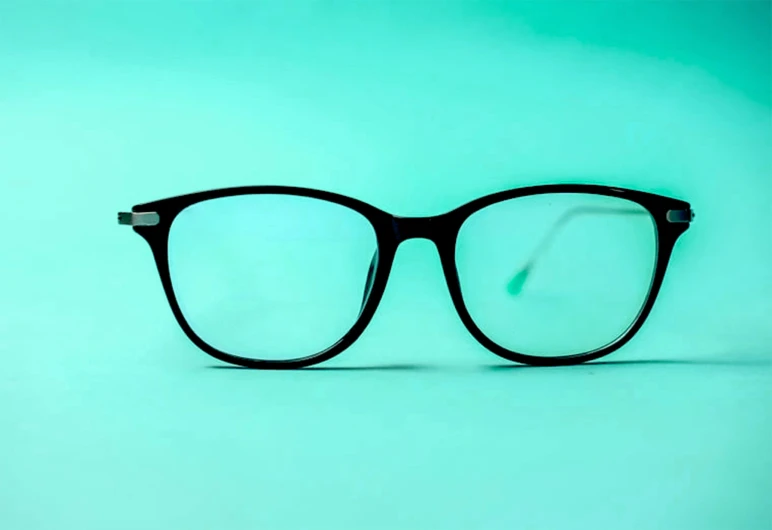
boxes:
[455,193,657,357]
[167,194,378,361]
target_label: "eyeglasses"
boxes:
[118,185,694,369]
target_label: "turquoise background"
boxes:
[1,1,771,529]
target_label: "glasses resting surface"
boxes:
[118,184,694,369]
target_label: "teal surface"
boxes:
[2,2,771,529]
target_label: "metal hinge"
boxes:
[118,211,160,226]
[666,208,695,224]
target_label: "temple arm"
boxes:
[359,248,379,315]
[506,207,648,295]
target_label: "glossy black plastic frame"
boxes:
[121,184,693,369]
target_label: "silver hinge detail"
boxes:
[666,208,695,223]
[118,212,160,226]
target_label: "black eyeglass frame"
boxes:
[119,184,693,369]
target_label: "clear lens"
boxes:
[167,194,378,360]
[455,193,657,357]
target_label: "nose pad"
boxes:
[358,247,379,315]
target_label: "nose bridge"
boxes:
[392,215,439,243]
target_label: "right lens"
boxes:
[167,194,378,361]
[455,193,657,357]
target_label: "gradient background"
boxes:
[1,1,771,529]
